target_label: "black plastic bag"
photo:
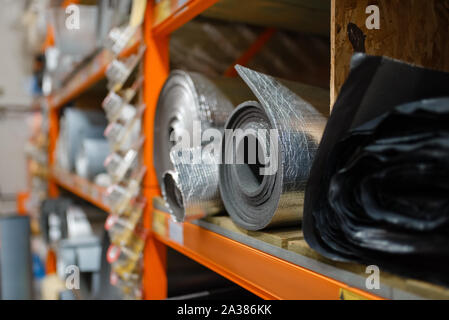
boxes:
[303,53,449,285]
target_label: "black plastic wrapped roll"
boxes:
[303,53,449,285]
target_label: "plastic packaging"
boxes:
[105,167,146,215]
[106,46,146,92]
[303,54,449,286]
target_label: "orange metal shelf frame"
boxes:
[141,0,219,300]
[152,210,382,300]
[140,0,382,301]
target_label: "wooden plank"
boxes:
[331,0,449,106]
[153,197,449,299]
[201,0,330,36]
[405,279,449,300]
[153,197,303,249]
[288,240,449,300]
[214,221,449,299]
[204,216,302,249]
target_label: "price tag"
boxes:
[168,219,183,245]
[152,210,167,237]
[339,288,368,300]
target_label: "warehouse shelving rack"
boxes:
[43,0,449,300]
[138,0,382,300]
[44,0,381,301]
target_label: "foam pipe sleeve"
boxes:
[162,146,222,222]
[75,138,111,180]
[219,65,328,231]
[0,216,33,300]
[303,53,449,286]
[154,70,255,186]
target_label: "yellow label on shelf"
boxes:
[339,288,368,300]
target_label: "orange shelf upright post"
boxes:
[45,249,57,275]
[143,188,167,300]
[142,1,170,299]
[17,192,30,216]
[48,98,60,198]
[142,4,170,190]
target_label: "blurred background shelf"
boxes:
[48,33,141,110]
[51,166,110,213]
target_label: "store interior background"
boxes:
[0,0,34,214]
[0,0,448,301]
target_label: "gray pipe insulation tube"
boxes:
[162,146,223,222]
[155,70,254,220]
[219,65,328,230]
[0,216,33,300]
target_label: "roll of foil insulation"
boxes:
[303,53,449,286]
[162,146,222,222]
[75,138,110,180]
[219,66,328,231]
[154,70,255,187]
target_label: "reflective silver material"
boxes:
[154,70,253,186]
[219,65,328,230]
[162,146,223,222]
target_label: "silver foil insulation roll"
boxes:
[219,65,328,230]
[162,146,223,222]
[155,70,256,221]
[154,70,254,187]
